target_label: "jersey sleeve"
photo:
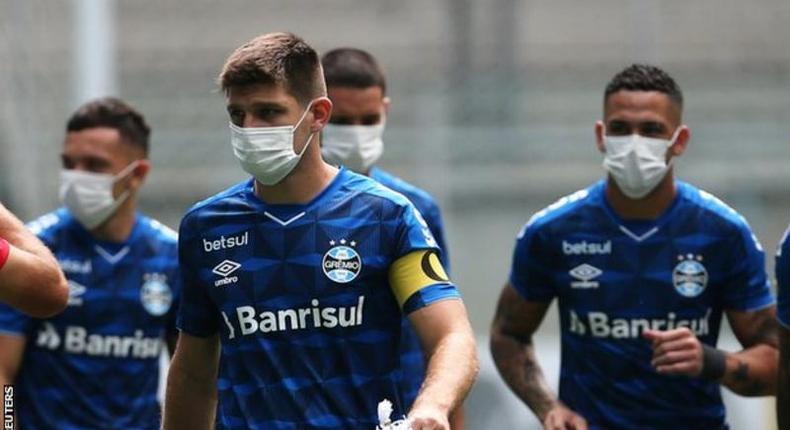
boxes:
[396,203,439,257]
[175,215,219,337]
[776,226,790,327]
[509,221,556,302]
[0,302,33,337]
[389,249,460,315]
[721,222,774,311]
[422,201,451,273]
[166,263,183,339]
[390,203,460,315]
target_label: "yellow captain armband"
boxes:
[388,249,450,308]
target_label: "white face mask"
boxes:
[230,102,315,186]
[602,127,681,199]
[321,119,385,173]
[59,161,139,230]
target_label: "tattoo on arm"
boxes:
[491,287,557,420]
[732,360,765,395]
[733,361,749,381]
[749,312,780,347]
[723,307,779,396]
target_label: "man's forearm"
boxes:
[778,330,790,430]
[779,361,790,430]
[411,331,478,417]
[719,344,778,396]
[0,204,51,259]
[0,204,68,316]
[490,331,558,420]
[163,361,218,429]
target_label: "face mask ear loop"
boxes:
[114,160,141,182]
[293,100,315,130]
[293,100,318,156]
[111,160,142,205]
[664,126,684,168]
[668,126,683,146]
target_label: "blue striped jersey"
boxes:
[509,180,773,430]
[0,208,180,430]
[369,166,449,408]
[776,226,790,327]
[176,168,459,429]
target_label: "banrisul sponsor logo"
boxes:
[203,231,249,253]
[562,240,611,255]
[568,308,712,339]
[223,296,366,339]
[323,239,362,283]
[34,322,162,358]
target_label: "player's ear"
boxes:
[309,97,333,133]
[669,125,690,157]
[595,121,606,153]
[128,159,151,190]
[382,96,391,115]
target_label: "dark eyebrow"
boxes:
[227,101,287,112]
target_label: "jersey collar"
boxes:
[243,167,349,218]
[596,180,685,242]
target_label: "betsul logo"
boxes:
[673,254,708,298]
[323,239,362,283]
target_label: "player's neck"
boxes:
[605,172,677,221]
[90,197,137,243]
[253,149,339,205]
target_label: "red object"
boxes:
[0,238,10,270]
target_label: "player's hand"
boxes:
[543,403,588,430]
[408,404,450,430]
[643,327,703,377]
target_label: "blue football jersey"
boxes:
[0,208,180,430]
[369,166,449,407]
[776,226,790,327]
[370,167,449,270]
[509,180,773,430]
[177,168,460,430]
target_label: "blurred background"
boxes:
[1,0,789,428]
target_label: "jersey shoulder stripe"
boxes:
[370,168,439,214]
[346,170,417,210]
[26,208,71,239]
[680,182,764,252]
[517,183,599,239]
[143,217,178,243]
[182,179,249,221]
[681,182,751,231]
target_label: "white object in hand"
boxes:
[376,399,411,430]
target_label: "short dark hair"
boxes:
[219,32,325,105]
[66,97,151,155]
[322,48,386,94]
[604,64,683,109]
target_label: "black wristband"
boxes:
[699,344,726,381]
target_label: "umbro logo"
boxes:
[67,281,87,306]
[213,260,241,287]
[213,260,241,277]
[569,263,602,289]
